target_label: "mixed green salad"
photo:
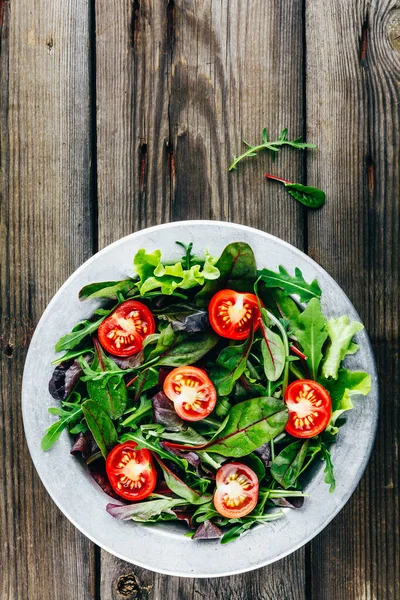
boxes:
[43,241,371,543]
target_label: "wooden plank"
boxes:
[0,1,96,598]
[96,0,308,597]
[306,1,400,598]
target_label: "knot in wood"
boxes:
[388,9,400,52]
[113,573,152,600]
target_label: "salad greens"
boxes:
[42,241,371,543]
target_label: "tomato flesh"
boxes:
[213,463,259,518]
[163,366,217,422]
[106,442,157,501]
[208,289,261,340]
[98,300,155,357]
[284,379,332,438]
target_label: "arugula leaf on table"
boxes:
[295,298,328,380]
[106,496,187,521]
[264,174,325,209]
[41,404,83,451]
[229,128,316,171]
[323,368,371,427]
[322,316,364,379]
[81,400,118,459]
[153,455,212,505]
[210,324,254,395]
[195,242,257,305]
[258,266,322,303]
[270,440,309,489]
[83,340,127,419]
[133,248,219,296]
[55,312,113,353]
[79,279,137,301]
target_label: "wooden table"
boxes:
[1,1,399,599]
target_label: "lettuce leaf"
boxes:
[133,249,219,295]
[324,368,371,427]
[322,316,363,379]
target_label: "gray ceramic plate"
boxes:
[22,221,378,577]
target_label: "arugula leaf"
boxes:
[195,242,257,305]
[41,405,83,451]
[122,396,153,428]
[163,397,288,458]
[119,432,187,469]
[133,248,219,295]
[258,266,321,303]
[106,496,187,521]
[321,443,336,492]
[323,368,371,426]
[259,308,285,382]
[264,174,325,209]
[210,325,254,395]
[79,279,137,301]
[322,316,363,379]
[51,347,94,366]
[229,128,316,171]
[176,241,195,270]
[81,400,118,459]
[153,455,212,505]
[55,313,112,353]
[295,298,328,379]
[271,440,309,488]
[84,341,127,419]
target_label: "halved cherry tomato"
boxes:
[163,366,217,421]
[213,463,259,518]
[284,379,332,438]
[98,300,155,357]
[106,442,157,501]
[208,289,261,340]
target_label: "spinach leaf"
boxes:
[258,265,321,303]
[41,405,83,451]
[55,313,112,353]
[79,279,137,301]
[85,340,127,419]
[157,303,209,333]
[81,400,118,459]
[195,242,257,305]
[295,298,327,379]
[165,397,288,458]
[151,331,219,367]
[106,496,187,521]
[323,368,371,426]
[271,440,309,488]
[259,308,285,382]
[264,174,325,209]
[322,316,363,379]
[153,455,212,505]
[321,443,336,492]
[210,325,254,395]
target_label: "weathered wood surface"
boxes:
[1,0,399,598]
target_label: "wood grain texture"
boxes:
[0,1,95,598]
[306,0,400,598]
[96,0,306,598]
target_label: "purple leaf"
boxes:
[70,431,99,460]
[152,391,184,430]
[48,359,84,400]
[173,508,195,528]
[88,459,120,500]
[255,442,271,468]
[271,496,304,509]
[193,520,223,540]
[111,350,144,370]
[159,442,209,479]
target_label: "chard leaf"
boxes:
[153,455,211,505]
[210,325,254,395]
[271,440,309,488]
[195,242,257,305]
[324,368,371,425]
[152,331,219,368]
[79,279,137,301]
[107,497,186,521]
[133,248,219,296]
[41,405,82,451]
[259,308,285,382]
[322,316,363,379]
[81,400,118,459]
[163,397,288,458]
[295,298,328,379]
[55,313,111,352]
[85,341,127,419]
[258,266,321,303]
